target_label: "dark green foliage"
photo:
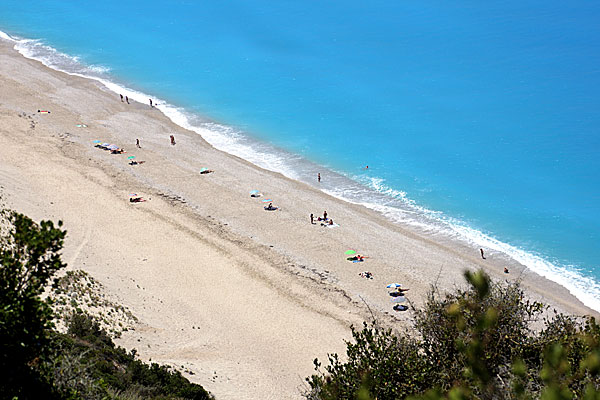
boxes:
[306,270,600,399]
[0,210,66,399]
[0,210,212,399]
[49,312,213,399]
[305,323,431,400]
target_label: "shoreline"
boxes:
[3,29,600,313]
[0,37,597,398]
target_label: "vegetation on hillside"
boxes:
[305,271,600,399]
[0,209,212,399]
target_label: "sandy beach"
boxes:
[0,38,596,399]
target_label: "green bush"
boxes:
[0,210,66,399]
[0,210,212,399]
[305,270,600,399]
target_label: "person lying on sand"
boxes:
[347,255,365,262]
[129,160,146,165]
[359,271,373,279]
[393,304,408,312]
[129,197,146,203]
[200,169,214,174]
[111,148,126,154]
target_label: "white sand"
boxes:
[0,38,596,399]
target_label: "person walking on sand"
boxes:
[120,94,124,102]
[318,173,321,183]
[170,135,176,145]
[125,96,129,104]
[310,213,314,224]
[149,98,153,108]
[480,248,486,259]
[136,138,141,148]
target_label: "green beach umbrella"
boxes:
[345,250,357,255]
[127,156,136,159]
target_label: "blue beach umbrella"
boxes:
[249,190,260,194]
[92,140,101,143]
[386,283,402,289]
[200,167,208,173]
[262,199,272,203]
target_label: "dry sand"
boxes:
[0,38,596,399]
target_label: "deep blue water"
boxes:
[1,0,599,309]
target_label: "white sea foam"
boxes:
[3,28,599,312]
[0,30,15,41]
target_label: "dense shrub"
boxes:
[0,210,66,399]
[306,270,600,399]
[49,312,213,400]
[0,210,212,399]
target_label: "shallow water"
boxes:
[1,0,599,310]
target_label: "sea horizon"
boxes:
[1,1,598,311]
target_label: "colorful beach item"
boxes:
[345,250,356,255]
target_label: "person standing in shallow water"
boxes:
[318,173,321,183]
[125,96,129,104]
[149,99,153,108]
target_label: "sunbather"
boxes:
[264,202,278,211]
[359,271,373,279]
[129,197,146,203]
[200,169,214,174]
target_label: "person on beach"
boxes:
[310,213,314,224]
[129,197,146,203]
[328,219,334,226]
[125,96,130,104]
[120,94,124,102]
[318,173,321,183]
[480,248,486,259]
[504,267,509,274]
[170,135,176,145]
[136,138,141,148]
[149,98,153,108]
[323,211,327,220]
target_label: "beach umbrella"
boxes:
[200,167,209,173]
[92,140,101,143]
[76,124,88,128]
[391,296,406,303]
[386,283,402,289]
[262,199,272,203]
[127,156,136,159]
[129,193,138,197]
[345,250,357,255]
[249,190,260,194]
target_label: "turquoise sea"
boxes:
[1,0,599,310]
